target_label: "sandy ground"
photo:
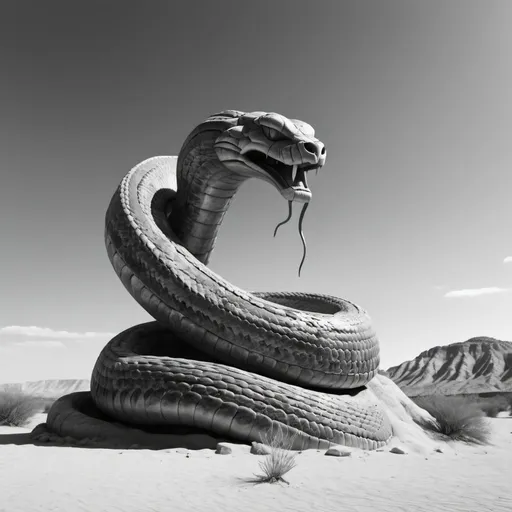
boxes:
[0,414,510,512]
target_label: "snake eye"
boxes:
[262,125,284,141]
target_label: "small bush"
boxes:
[254,424,299,484]
[413,395,491,445]
[471,394,510,417]
[479,403,501,418]
[0,391,43,427]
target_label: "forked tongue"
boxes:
[297,202,308,277]
[273,164,310,277]
[273,200,293,237]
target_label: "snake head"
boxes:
[214,111,326,203]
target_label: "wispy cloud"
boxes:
[504,256,512,264]
[0,326,115,340]
[0,326,112,384]
[13,340,66,349]
[444,287,511,298]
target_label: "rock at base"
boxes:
[250,442,272,455]
[215,442,232,455]
[325,446,352,457]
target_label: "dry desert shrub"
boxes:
[0,391,43,427]
[470,394,510,417]
[254,423,299,484]
[479,403,501,418]
[413,395,491,444]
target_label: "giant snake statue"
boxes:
[44,110,393,450]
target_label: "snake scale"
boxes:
[47,110,392,450]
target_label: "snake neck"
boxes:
[167,122,246,265]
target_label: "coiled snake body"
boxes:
[49,111,392,450]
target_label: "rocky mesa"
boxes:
[386,336,512,396]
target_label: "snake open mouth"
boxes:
[244,150,317,192]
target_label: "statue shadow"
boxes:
[0,427,229,451]
[0,391,234,451]
[0,431,35,446]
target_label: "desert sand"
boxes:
[1,384,510,512]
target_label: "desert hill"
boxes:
[0,379,90,398]
[387,336,512,396]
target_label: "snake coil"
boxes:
[47,110,392,450]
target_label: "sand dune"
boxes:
[0,375,509,511]
[1,375,510,511]
[1,416,510,512]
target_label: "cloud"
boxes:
[444,287,511,298]
[504,256,512,264]
[0,326,113,384]
[13,340,66,349]
[0,326,115,340]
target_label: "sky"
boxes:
[1,0,511,383]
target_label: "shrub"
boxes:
[0,391,43,427]
[479,403,501,418]
[472,394,510,417]
[253,424,299,484]
[413,395,491,445]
